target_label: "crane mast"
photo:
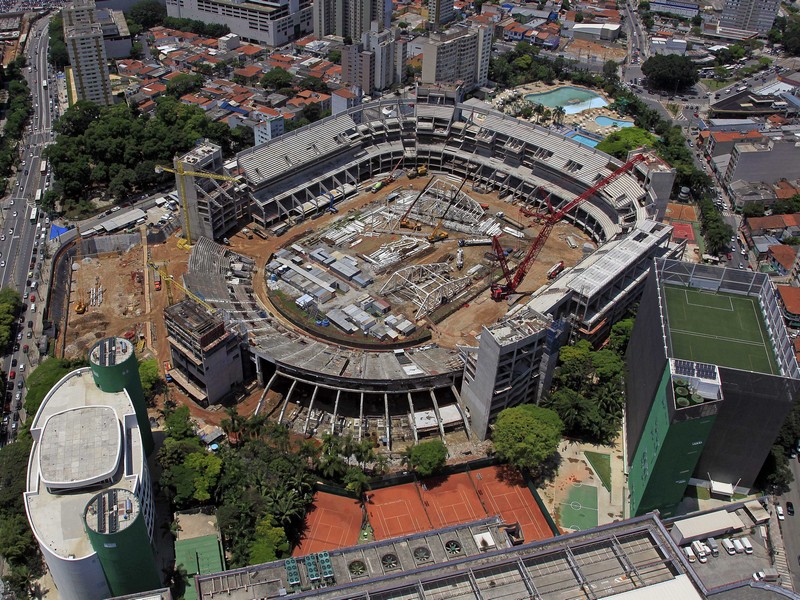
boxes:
[491,153,648,301]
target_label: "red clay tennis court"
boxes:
[419,472,487,529]
[366,484,431,541]
[293,492,362,556]
[470,466,555,542]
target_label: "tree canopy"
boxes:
[48,14,69,69]
[44,97,250,208]
[492,405,562,472]
[404,440,448,477]
[24,357,88,416]
[641,54,699,91]
[126,0,167,30]
[261,67,294,91]
[596,127,657,159]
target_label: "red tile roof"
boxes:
[778,285,800,315]
[769,245,797,271]
[710,130,763,143]
[748,213,800,231]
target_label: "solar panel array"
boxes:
[674,360,717,380]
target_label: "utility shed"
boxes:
[669,510,745,545]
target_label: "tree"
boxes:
[126,0,167,29]
[164,405,195,440]
[261,67,294,91]
[265,488,306,528]
[492,405,563,472]
[299,76,329,93]
[328,49,341,64]
[344,467,371,499]
[596,127,656,159]
[404,440,448,477]
[641,55,699,91]
[138,358,161,403]
[248,516,289,564]
[166,73,204,98]
[602,60,619,82]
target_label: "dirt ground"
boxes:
[224,177,590,349]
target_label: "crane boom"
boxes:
[395,177,436,230]
[428,173,470,242]
[492,153,648,301]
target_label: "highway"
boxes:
[0,15,55,445]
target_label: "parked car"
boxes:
[788,502,795,516]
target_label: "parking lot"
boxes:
[690,529,775,588]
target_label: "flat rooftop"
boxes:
[25,368,144,562]
[662,284,779,375]
[90,336,135,367]
[195,514,698,600]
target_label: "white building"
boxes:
[63,0,113,106]
[313,0,392,41]
[421,24,492,91]
[253,108,285,145]
[166,0,312,48]
[720,0,780,33]
[24,342,158,600]
[428,0,455,29]
[342,25,406,93]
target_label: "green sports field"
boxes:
[663,285,778,375]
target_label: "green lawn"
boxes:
[664,285,778,374]
[584,451,611,493]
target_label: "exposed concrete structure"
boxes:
[164,299,244,406]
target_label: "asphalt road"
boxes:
[777,457,800,589]
[0,15,54,445]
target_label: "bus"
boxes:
[702,254,721,265]
[39,160,47,175]
[34,189,42,203]
[29,206,37,223]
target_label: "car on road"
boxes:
[8,371,14,380]
[788,502,795,516]
[0,261,5,268]
[778,504,785,520]
[727,253,733,260]
[29,295,34,303]
[739,263,744,269]
[13,343,19,352]
[26,331,32,339]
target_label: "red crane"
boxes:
[491,153,648,301]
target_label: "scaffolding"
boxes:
[380,263,472,320]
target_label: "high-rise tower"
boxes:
[62,0,113,106]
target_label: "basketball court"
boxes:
[470,466,555,542]
[367,484,431,541]
[669,221,695,242]
[419,472,487,529]
[293,492,362,556]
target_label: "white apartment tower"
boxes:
[428,0,455,29]
[719,0,780,33]
[63,0,113,106]
[313,0,391,41]
[421,24,492,91]
[342,25,406,93]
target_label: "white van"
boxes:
[706,538,720,557]
[30,281,37,290]
[691,540,708,562]
[732,539,745,554]
[741,537,753,554]
[30,303,36,313]
[722,538,736,555]
[684,546,697,563]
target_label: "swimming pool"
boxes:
[524,86,608,114]
[571,134,600,148]
[595,116,634,128]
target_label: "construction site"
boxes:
[49,94,683,453]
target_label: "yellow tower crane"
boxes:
[154,163,242,245]
[147,262,217,313]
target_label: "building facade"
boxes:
[166,0,312,47]
[723,140,800,187]
[420,24,492,91]
[720,0,780,33]
[428,0,455,29]
[341,26,405,93]
[24,338,159,600]
[625,260,800,518]
[173,140,250,243]
[164,299,244,405]
[63,0,114,106]
[313,0,392,41]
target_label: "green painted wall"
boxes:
[629,367,717,517]
[85,506,160,596]
[90,339,154,455]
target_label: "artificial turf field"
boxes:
[663,285,778,375]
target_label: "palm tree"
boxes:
[344,467,371,501]
[354,438,376,468]
[221,406,246,445]
[266,488,306,529]
[371,452,390,476]
[298,438,321,469]
[542,108,552,125]
[533,103,545,124]
[554,106,566,126]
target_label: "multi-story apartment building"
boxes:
[428,0,455,29]
[420,24,492,91]
[723,139,800,187]
[24,338,159,600]
[342,25,406,93]
[173,140,250,243]
[253,109,285,146]
[720,0,780,33]
[313,0,391,41]
[63,0,114,106]
[164,299,244,405]
[166,0,312,47]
